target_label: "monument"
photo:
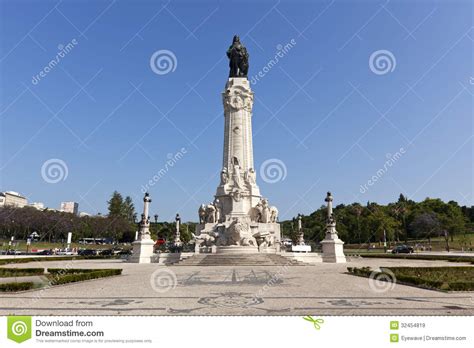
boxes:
[291,214,311,252]
[174,213,182,247]
[321,192,346,263]
[195,36,280,254]
[129,193,155,263]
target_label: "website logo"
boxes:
[7,316,32,343]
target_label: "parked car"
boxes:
[155,238,166,246]
[78,249,98,256]
[56,249,75,255]
[6,249,22,255]
[391,245,414,254]
[99,249,114,256]
[36,249,53,255]
[117,249,132,256]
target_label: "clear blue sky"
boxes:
[0,0,472,221]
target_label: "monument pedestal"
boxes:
[130,238,155,263]
[321,236,346,263]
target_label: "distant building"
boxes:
[79,211,91,217]
[29,202,45,210]
[0,191,28,208]
[60,201,79,215]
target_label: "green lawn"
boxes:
[344,233,474,252]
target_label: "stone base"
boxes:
[282,252,323,264]
[129,239,155,263]
[291,245,312,252]
[321,238,346,263]
[217,246,259,254]
[195,221,281,254]
[152,252,194,265]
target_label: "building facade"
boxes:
[60,201,79,215]
[0,191,28,208]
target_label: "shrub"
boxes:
[0,268,44,277]
[349,266,474,291]
[47,268,107,275]
[0,255,120,266]
[0,282,35,292]
[359,253,474,263]
[48,269,122,285]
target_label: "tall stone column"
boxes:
[297,214,305,245]
[321,192,346,263]
[174,213,182,247]
[216,77,261,219]
[129,193,155,263]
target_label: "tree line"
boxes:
[282,194,473,248]
[0,191,194,244]
[0,192,472,247]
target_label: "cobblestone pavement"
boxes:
[0,258,473,315]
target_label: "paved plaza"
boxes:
[0,257,473,316]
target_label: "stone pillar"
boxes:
[129,193,155,263]
[217,77,260,219]
[174,213,182,246]
[195,74,280,254]
[325,191,333,219]
[321,192,346,263]
[297,214,305,245]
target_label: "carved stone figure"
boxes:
[206,203,217,223]
[192,232,216,247]
[328,213,336,225]
[260,198,271,223]
[214,199,222,222]
[269,206,279,223]
[220,167,229,185]
[198,204,207,224]
[199,203,221,224]
[233,166,242,189]
[226,218,255,246]
[227,35,249,78]
[231,190,242,202]
[248,198,278,223]
[223,88,253,113]
[249,201,262,222]
[248,168,256,185]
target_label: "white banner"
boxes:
[0,316,471,347]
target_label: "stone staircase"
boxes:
[174,253,307,266]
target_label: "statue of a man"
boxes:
[227,35,249,78]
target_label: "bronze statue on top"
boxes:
[227,35,249,78]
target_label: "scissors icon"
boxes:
[303,316,324,330]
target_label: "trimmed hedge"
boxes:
[48,269,122,285]
[48,268,120,274]
[347,266,474,291]
[355,253,474,263]
[47,268,107,275]
[0,255,120,266]
[0,268,45,277]
[0,282,35,292]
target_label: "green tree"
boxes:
[123,196,136,222]
[107,191,124,217]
